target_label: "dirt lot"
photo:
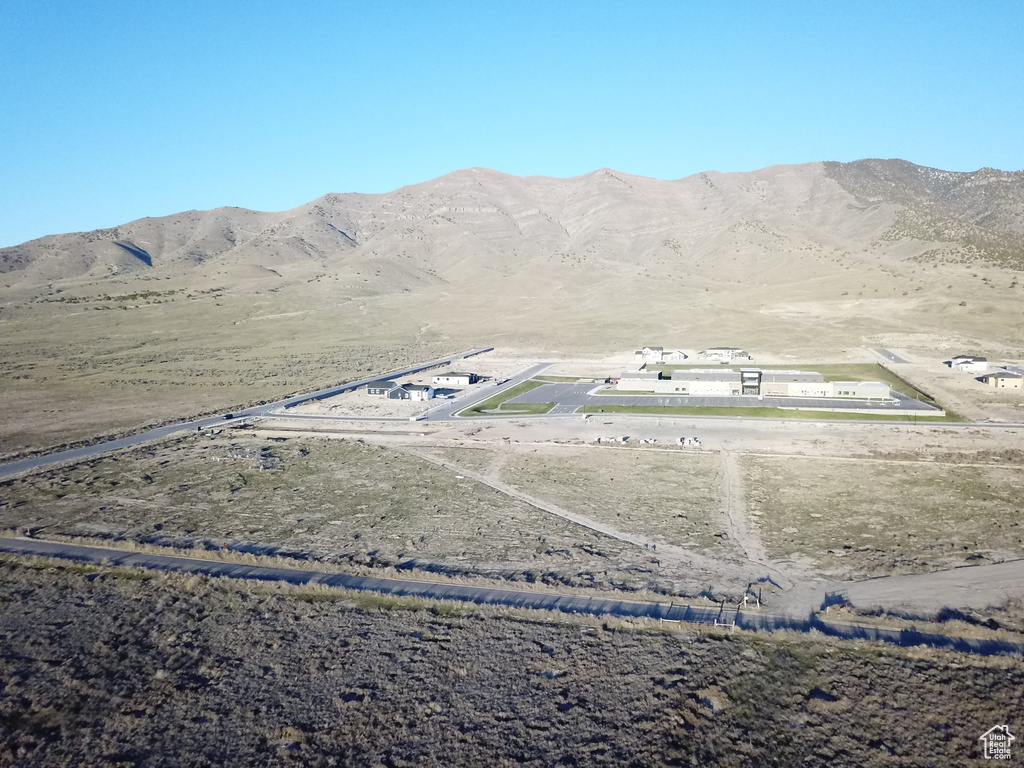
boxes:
[1,559,1020,767]
[743,454,1024,579]
[493,445,739,557]
[0,432,674,592]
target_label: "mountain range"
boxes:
[4,159,1023,288]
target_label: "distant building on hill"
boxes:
[634,347,687,363]
[700,347,751,363]
[634,346,664,363]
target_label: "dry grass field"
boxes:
[494,445,738,557]
[1,558,1020,767]
[0,284,459,460]
[0,433,676,591]
[743,454,1024,579]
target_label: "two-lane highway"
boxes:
[873,348,911,364]
[0,347,493,479]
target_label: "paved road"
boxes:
[506,383,944,414]
[422,363,553,420]
[873,348,912,364]
[0,347,493,478]
[2,537,1020,656]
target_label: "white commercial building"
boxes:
[615,367,891,400]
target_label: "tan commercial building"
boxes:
[829,381,891,399]
[759,370,829,397]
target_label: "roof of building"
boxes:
[761,371,825,383]
[436,371,473,377]
[703,347,744,352]
[403,384,433,391]
[368,380,398,388]
[953,354,986,362]
[671,369,742,382]
[620,370,661,380]
[643,346,664,352]
[982,371,1022,379]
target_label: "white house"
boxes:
[951,354,988,372]
[634,346,665,363]
[432,372,478,387]
[700,347,751,363]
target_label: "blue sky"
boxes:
[1,1,1021,247]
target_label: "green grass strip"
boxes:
[459,380,548,417]
[579,404,960,421]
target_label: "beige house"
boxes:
[978,371,1023,389]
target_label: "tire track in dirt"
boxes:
[720,449,796,589]
[401,446,762,586]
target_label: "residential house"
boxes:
[432,372,478,387]
[978,371,1023,389]
[387,383,435,401]
[634,346,665,363]
[366,380,398,396]
[700,347,751,363]
[951,355,988,372]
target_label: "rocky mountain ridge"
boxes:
[3,160,1022,291]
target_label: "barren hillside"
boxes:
[5,160,1023,286]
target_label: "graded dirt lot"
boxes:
[1,560,1021,767]
[494,445,737,556]
[743,453,1024,579]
